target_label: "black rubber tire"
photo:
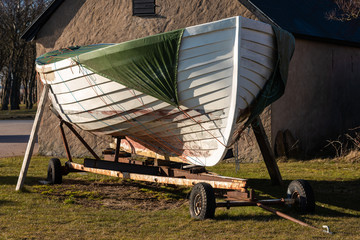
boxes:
[47,158,62,184]
[287,179,315,213]
[189,182,216,220]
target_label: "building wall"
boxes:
[35,0,261,158]
[272,38,360,156]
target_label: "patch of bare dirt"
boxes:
[33,178,189,211]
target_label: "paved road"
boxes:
[0,120,38,158]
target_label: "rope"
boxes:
[72,60,204,165]
[177,105,227,148]
[125,87,205,163]
[55,64,188,163]
[38,47,190,161]
[38,45,232,166]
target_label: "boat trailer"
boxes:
[42,118,331,234]
[15,85,331,234]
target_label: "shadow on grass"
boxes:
[215,212,289,222]
[0,199,15,207]
[0,176,45,187]
[63,178,190,200]
[62,177,360,219]
[4,173,358,219]
[245,178,360,217]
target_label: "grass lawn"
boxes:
[0,156,359,239]
[0,104,37,120]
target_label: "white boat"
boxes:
[36,16,294,167]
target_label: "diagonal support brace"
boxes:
[16,84,50,191]
[251,116,282,185]
[60,120,101,161]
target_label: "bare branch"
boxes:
[1,0,50,109]
[326,0,360,21]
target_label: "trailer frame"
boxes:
[48,116,330,233]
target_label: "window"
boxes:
[133,0,156,16]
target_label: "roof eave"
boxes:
[237,0,280,27]
[239,0,360,48]
[21,0,65,42]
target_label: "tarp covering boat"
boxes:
[36,16,294,166]
[37,30,184,106]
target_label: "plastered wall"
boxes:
[35,0,262,159]
[272,38,360,156]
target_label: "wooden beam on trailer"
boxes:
[16,84,50,191]
[251,116,283,185]
[67,161,248,191]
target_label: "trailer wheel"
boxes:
[189,182,216,220]
[47,158,62,184]
[287,179,315,213]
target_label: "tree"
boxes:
[22,41,37,109]
[326,0,360,21]
[0,0,48,110]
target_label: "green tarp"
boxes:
[245,26,295,125]
[36,29,184,106]
[76,29,184,106]
[36,44,112,65]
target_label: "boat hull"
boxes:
[37,16,283,166]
